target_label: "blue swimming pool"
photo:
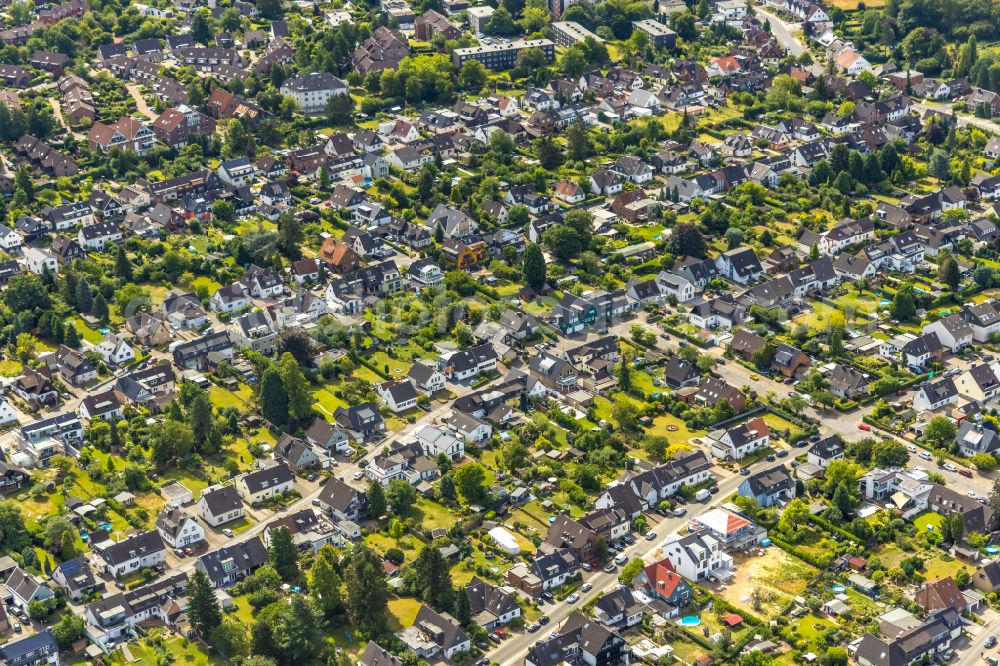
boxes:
[680,616,701,626]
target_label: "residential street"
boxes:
[753,6,805,58]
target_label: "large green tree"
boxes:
[522,243,546,290]
[188,569,223,637]
[260,366,289,427]
[345,543,389,636]
[268,526,299,581]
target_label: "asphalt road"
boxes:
[753,6,805,58]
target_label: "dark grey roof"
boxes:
[199,485,242,517]
[98,530,164,566]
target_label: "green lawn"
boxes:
[409,498,456,531]
[387,597,422,631]
[312,389,347,417]
[66,317,104,344]
[110,633,224,666]
[0,359,21,376]
[209,384,253,411]
[913,511,945,534]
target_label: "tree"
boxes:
[938,255,961,291]
[277,212,303,260]
[256,0,282,18]
[278,353,313,422]
[189,392,219,454]
[411,545,454,610]
[260,366,288,427]
[484,6,517,35]
[459,60,487,90]
[324,92,354,126]
[75,277,93,314]
[669,222,707,258]
[367,479,387,518]
[670,11,697,41]
[93,293,109,322]
[566,120,590,162]
[929,149,950,181]
[950,512,964,544]
[523,243,546,290]
[925,416,956,450]
[453,462,488,504]
[276,329,313,366]
[618,558,643,584]
[268,525,299,580]
[211,619,249,658]
[345,543,389,636]
[115,245,133,281]
[60,530,77,561]
[890,283,917,321]
[0,502,29,552]
[872,439,909,467]
[310,549,342,618]
[833,481,855,520]
[385,479,417,514]
[272,596,325,664]
[558,46,588,78]
[50,612,85,649]
[188,569,223,637]
[191,9,212,44]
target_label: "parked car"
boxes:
[944,463,957,472]
[527,623,540,633]
[581,562,592,572]
[222,528,234,537]
[986,636,997,650]
[581,583,593,592]
[541,592,554,603]
[539,615,550,625]
[968,490,978,499]
[353,471,364,481]
[566,593,580,603]
[960,469,974,478]
[645,531,656,540]
[776,450,789,458]
[673,507,687,517]
[603,562,617,573]
[907,444,917,453]
[919,451,932,461]
[858,423,871,431]
[766,454,776,462]
[740,467,751,475]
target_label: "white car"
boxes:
[968,490,978,499]
[566,593,580,603]
[580,583,592,593]
[944,463,957,472]
[907,444,917,453]
[353,471,364,480]
[919,451,932,461]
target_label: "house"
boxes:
[634,557,692,609]
[279,71,349,114]
[439,343,498,381]
[955,364,1000,403]
[594,587,644,628]
[87,117,155,155]
[828,364,869,399]
[960,302,1000,342]
[211,283,251,313]
[708,417,770,460]
[855,608,962,666]
[304,418,351,453]
[316,476,365,522]
[520,549,579,592]
[772,343,811,379]
[93,333,135,367]
[197,485,244,527]
[218,157,258,187]
[728,329,767,361]
[528,352,577,393]
[915,577,966,614]
[663,357,700,389]
[913,378,959,412]
[955,421,1000,457]
[546,515,598,563]
[78,221,123,250]
[377,379,418,413]
[51,557,103,601]
[414,424,464,461]
[263,508,342,552]
[923,314,973,352]
[334,402,386,441]
[83,574,188,650]
[973,560,1000,594]
[162,291,208,329]
[155,506,205,548]
[79,390,124,421]
[359,643,403,666]
[738,465,795,507]
[525,613,629,666]
[196,537,269,587]
[807,436,845,468]
[274,433,321,471]
[172,330,233,370]
[237,463,294,504]
[395,604,470,660]
[408,360,446,395]
[465,577,521,629]
[663,531,734,582]
[94,530,166,578]
[0,631,59,666]
[51,345,97,386]
[715,247,764,285]
[4,567,54,613]
[11,366,56,407]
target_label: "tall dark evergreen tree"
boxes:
[188,569,223,637]
[345,543,389,636]
[259,366,288,426]
[268,526,299,581]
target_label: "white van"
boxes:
[614,553,629,565]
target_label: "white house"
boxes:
[155,506,205,548]
[197,485,245,527]
[22,246,58,275]
[210,283,251,313]
[414,424,464,461]
[377,379,418,413]
[923,315,973,353]
[0,398,18,425]
[95,531,166,578]
[662,532,734,583]
[408,360,446,395]
[93,333,136,366]
[279,72,349,114]
[708,417,770,461]
[237,463,294,504]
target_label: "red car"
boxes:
[959,469,974,478]
[858,423,871,431]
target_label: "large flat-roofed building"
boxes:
[633,19,677,49]
[551,21,603,47]
[452,39,555,70]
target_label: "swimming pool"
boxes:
[679,616,701,627]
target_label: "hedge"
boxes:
[807,514,865,544]
[769,535,834,569]
[661,325,708,348]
